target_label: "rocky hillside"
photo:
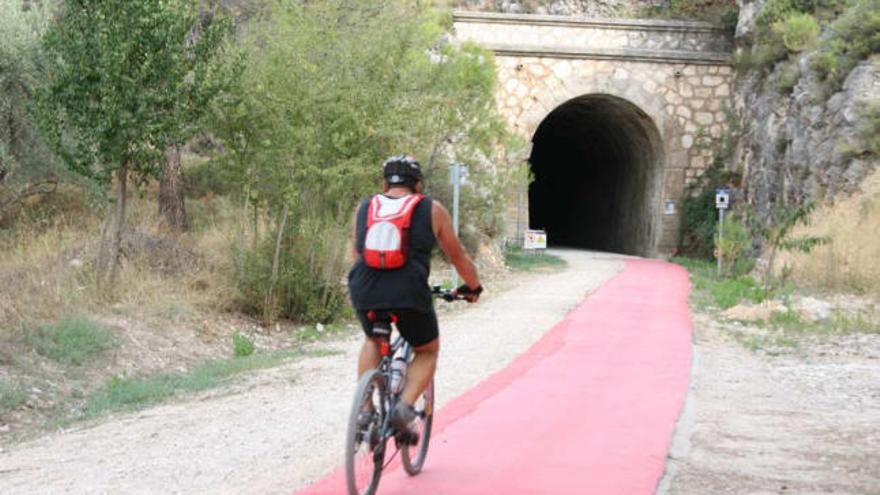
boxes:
[733,0,879,218]
[730,0,879,291]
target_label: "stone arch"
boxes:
[528,92,666,256]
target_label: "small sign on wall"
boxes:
[664,200,676,215]
[715,189,731,209]
[524,229,547,250]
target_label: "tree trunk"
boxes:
[264,203,289,325]
[159,145,188,232]
[108,163,128,286]
[95,205,113,291]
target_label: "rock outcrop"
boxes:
[732,0,879,222]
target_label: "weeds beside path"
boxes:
[662,257,880,493]
[673,257,879,355]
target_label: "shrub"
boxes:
[772,61,802,93]
[859,103,880,156]
[811,0,880,93]
[0,0,78,224]
[678,127,743,259]
[773,12,820,51]
[745,0,847,72]
[235,218,349,325]
[716,215,753,277]
[26,316,118,365]
[232,331,255,357]
[640,0,739,27]
[0,380,26,413]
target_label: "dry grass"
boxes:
[779,167,880,295]
[0,188,238,335]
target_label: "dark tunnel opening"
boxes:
[528,94,664,256]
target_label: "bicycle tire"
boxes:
[345,369,387,495]
[400,379,434,475]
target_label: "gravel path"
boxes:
[660,313,880,494]
[0,250,623,495]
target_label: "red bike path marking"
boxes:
[296,259,693,495]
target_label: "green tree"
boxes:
[0,0,59,221]
[35,0,235,285]
[209,1,523,323]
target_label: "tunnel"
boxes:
[528,94,664,256]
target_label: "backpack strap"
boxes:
[367,194,423,226]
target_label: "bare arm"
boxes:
[431,200,481,290]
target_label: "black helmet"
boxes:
[383,155,423,186]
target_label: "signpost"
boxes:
[715,188,731,275]
[449,163,469,286]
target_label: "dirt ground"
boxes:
[0,250,624,495]
[660,312,880,495]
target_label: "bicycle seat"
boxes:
[366,310,397,336]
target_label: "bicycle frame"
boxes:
[347,287,458,494]
[368,313,413,447]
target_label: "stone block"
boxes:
[695,112,714,126]
[527,63,548,77]
[551,61,571,79]
[702,75,724,87]
[681,134,695,149]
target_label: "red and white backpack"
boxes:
[363,194,424,269]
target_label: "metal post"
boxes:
[450,163,461,287]
[717,207,725,276]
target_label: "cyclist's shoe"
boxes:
[390,401,419,446]
[355,410,380,449]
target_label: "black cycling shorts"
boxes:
[356,308,439,348]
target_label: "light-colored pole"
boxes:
[717,207,725,276]
[451,163,461,287]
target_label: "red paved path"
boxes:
[297,259,693,495]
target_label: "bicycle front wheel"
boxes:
[401,379,434,475]
[345,369,387,495]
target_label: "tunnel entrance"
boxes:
[528,94,664,256]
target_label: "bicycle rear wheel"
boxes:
[400,379,434,475]
[346,369,387,495]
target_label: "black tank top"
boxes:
[347,195,436,312]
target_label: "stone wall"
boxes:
[496,56,733,251]
[454,12,735,253]
[455,13,733,54]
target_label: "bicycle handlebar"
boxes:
[431,285,463,302]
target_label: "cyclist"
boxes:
[348,154,483,443]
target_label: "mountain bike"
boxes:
[345,286,461,495]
